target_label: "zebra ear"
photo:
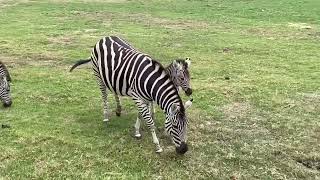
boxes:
[185,58,191,68]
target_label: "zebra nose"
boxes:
[185,88,192,96]
[3,101,12,108]
[176,142,188,154]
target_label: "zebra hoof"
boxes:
[103,119,109,122]
[156,148,163,153]
[134,133,142,138]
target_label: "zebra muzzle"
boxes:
[3,100,12,108]
[176,142,188,154]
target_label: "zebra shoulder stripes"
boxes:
[70,36,192,154]
[0,61,12,107]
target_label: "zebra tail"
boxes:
[69,59,91,72]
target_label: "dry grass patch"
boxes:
[222,102,252,120]
[244,26,312,40]
[300,93,320,113]
[288,23,313,30]
[0,52,63,68]
[47,36,74,46]
[49,0,127,3]
[126,13,209,30]
[71,11,210,30]
[0,0,32,8]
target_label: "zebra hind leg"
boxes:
[114,94,122,116]
[150,102,155,122]
[134,98,163,153]
[95,75,109,122]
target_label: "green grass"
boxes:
[0,0,319,179]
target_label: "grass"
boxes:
[0,0,319,179]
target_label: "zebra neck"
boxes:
[165,64,179,91]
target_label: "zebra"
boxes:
[0,61,12,108]
[70,36,192,154]
[70,36,192,119]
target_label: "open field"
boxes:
[0,0,319,179]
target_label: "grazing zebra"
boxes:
[70,36,192,154]
[70,36,192,119]
[0,61,12,107]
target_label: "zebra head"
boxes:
[165,101,192,154]
[172,58,192,96]
[0,75,12,108]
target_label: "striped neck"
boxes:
[151,62,184,114]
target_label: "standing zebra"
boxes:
[70,36,192,118]
[0,61,12,107]
[70,36,191,154]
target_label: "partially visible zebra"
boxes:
[0,61,12,107]
[70,36,192,154]
[70,36,192,119]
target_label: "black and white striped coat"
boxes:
[0,61,12,107]
[71,36,190,154]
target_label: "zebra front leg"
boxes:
[134,114,141,138]
[114,94,122,116]
[134,98,163,153]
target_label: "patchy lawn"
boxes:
[0,0,319,179]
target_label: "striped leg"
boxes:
[134,114,142,138]
[149,102,155,121]
[114,94,122,116]
[133,98,163,153]
[95,75,109,122]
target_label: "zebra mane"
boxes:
[0,61,11,81]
